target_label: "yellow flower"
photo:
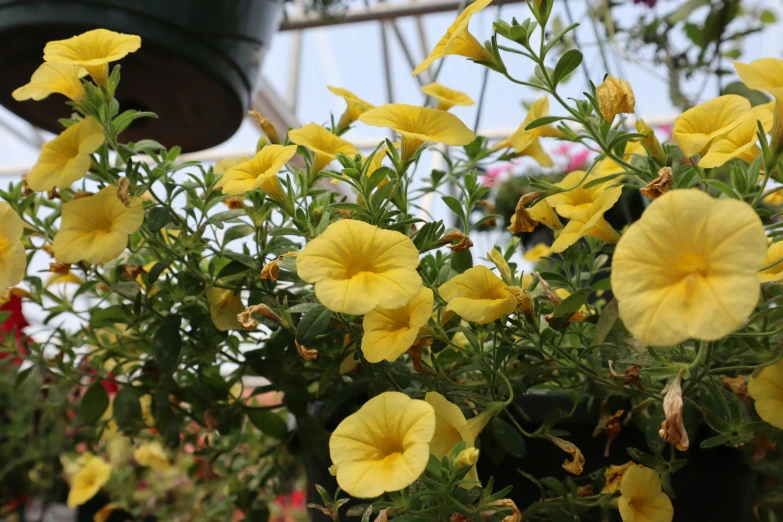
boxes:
[735,59,783,148]
[134,442,170,471]
[421,83,475,111]
[328,86,375,129]
[764,191,783,206]
[221,144,297,201]
[46,271,84,287]
[593,141,648,177]
[26,117,105,192]
[12,63,86,101]
[611,189,766,346]
[53,186,143,265]
[207,287,244,331]
[524,243,552,262]
[455,447,480,469]
[0,204,27,291]
[550,189,622,253]
[359,104,475,162]
[546,170,621,219]
[492,97,560,167]
[698,104,773,168]
[759,241,783,283]
[596,76,635,122]
[296,220,422,315]
[439,265,517,324]
[413,0,493,76]
[44,29,141,86]
[617,465,674,522]
[66,456,111,508]
[365,141,401,186]
[634,119,665,161]
[329,391,435,498]
[362,287,434,363]
[672,95,750,157]
[288,123,359,177]
[749,359,783,429]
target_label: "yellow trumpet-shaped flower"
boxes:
[329,391,436,498]
[617,465,674,522]
[221,144,297,201]
[12,63,87,102]
[66,456,111,508]
[596,76,635,122]
[672,95,750,157]
[698,104,773,168]
[362,287,434,363]
[439,265,517,324]
[550,189,622,253]
[735,58,783,148]
[53,186,143,265]
[634,119,665,161]
[359,104,475,162]
[749,359,783,429]
[492,97,561,167]
[134,442,170,471]
[546,170,620,219]
[214,155,252,189]
[413,0,493,76]
[0,204,26,291]
[288,123,359,177]
[26,117,105,192]
[207,287,244,331]
[296,220,422,315]
[421,83,475,111]
[44,29,141,86]
[328,86,375,130]
[759,241,783,283]
[611,189,767,346]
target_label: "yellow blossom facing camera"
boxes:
[296,220,422,315]
[735,58,783,148]
[611,189,767,346]
[207,287,244,331]
[328,86,375,129]
[329,391,435,498]
[596,76,635,122]
[550,188,622,253]
[672,95,750,157]
[698,104,773,168]
[44,29,141,86]
[13,62,86,102]
[547,170,621,219]
[749,359,783,429]
[362,287,434,363]
[759,241,783,283]
[53,185,143,265]
[288,123,359,177]
[134,442,170,471]
[66,456,111,508]
[439,265,517,324]
[221,144,297,200]
[617,465,674,522]
[359,104,475,162]
[421,83,475,111]
[0,204,26,291]
[26,117,105,192]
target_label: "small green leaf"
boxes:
[147,259,173,285]
[152,315,182,373]
[525,115,566,131]
[223,224,255,244]
[552,289,590,318]
[80,380,110,424]
[147,207,171,233]
[247,410,289,439]
[490,417,526,458]
[552,49,583,86]
[113,386,143,432]
[594,298,619,344]
[296,306,332,345]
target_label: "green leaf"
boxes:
[441,196,466,225]
[111,282,141,301]
[552,289,590,318]
[593,298,619,344]
[552,49,583,86]
[113,386,143,432]
[223,224,255,244]
[761,9,777,23]
[208,209,245,224]
[147,207,171,233]
[247,410,289,439]
[147,259,173,285]
[80,380,110,424]
[722,81,771,107]
[152,315,182,373]
[525,115,566,131]
[490,417,526,458]
[700,433,732,449]
[543,22,579,54]
[90,305,131,328]
[450,249,473,274]
[296,306,332,345]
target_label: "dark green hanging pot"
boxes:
[0,0,284,152]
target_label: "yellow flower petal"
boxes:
[735,58,783,148]
[421,83,475,111]
[611,189,767,346]
[362,287,434,363]
[524,243,552,262]
[424,391,474,457]
[596,76,635,122]
[0,204,26,291]
[698,104,773,168]
[617,465,674,522]
[759,241,783,283]
[12,62,86,102]
[44,29,141,86]
[492,97,559,167]
[749,359,783,429]
[288,123,359,175]
[221,144,297,198]
[546,170,619,219]
[672,95,750,157]
[207,287,244,331]
[134,442,170,471]
[66,456,111,508]
[550,189,622,253]
[439,265,517,324]
[328,86,375,129]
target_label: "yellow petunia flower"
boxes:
[759,241,783,283]
[207,287,244,331]
[439,265,517,324]
[735,58,783,148]
[45,271,84,287]
[26,117,105,192]
[617,465,674,522]
[421,83,475,111]
[44,28,141,86]
[134,442,170,471]
[53,186,143,265]
[546,170,621,219]
[296,220,422,315]
[550,189,622,253]
[12,62,87,102]
[365,141,401,187]
[288,123,359,177]
[329,391,435,498]
[749,359,783,429]
[0,204,27,291]
[699,103,773,168]
[611,189,767,346]
[359,104,475,162]
[764,191,783,206]
[413,0,493,76]
[524,243,552,262]
[634,119,665,161]
[362,287,434,363]
[592,141,648,177]
[672,95,750,158]
[596,76,635,122]
[66,456,111,508]
[221,144,297,201]
[492,97,561,167]
[328,86,375,130]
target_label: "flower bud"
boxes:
[455,447,480,469]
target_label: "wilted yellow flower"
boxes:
[603,461,638,494]
[413,0,493,76]
[549,436,585,475]
[421,83,475,111]
[611,189,766,346]
[288,123,359,177]
[44,29,141,86]
[207,287,243,331]
[26,116,105,192]
[735,58,783,148]
[524,243,552,262]
[296,220,422,315]
[66,456,111,508]
[362,287,434,363]
[134,442,170,470]
[640,167,674,200]
[634,119,665,161]
[53,185,143,265]
[439,265,517,324]
[492,97,561,167]
[749,359,783,429]
[0,204,27,291]
[617,465,674,522]
[672,95,750,157]
[550,189,622,253]
[329,391,435,498]
[759,241,783,283]
[596,76,635,122]
[12,63,86,102]
[221,144,297,202]
[698,104,773,168]
[328,86,375,129]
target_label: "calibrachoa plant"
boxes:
[2,2,783,520]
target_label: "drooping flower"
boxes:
[296,220,422,315]
[362,287,434,363]
[550,189,622,253]
[44,29,141,86]
[492,97,561,167]
[611,189,767,346]
[546,170,621,219]
[220,144,297,202]
[421,83,475,111]
[596,76,635,122]
[26,116,105,192]
[734,58,783,148]
[759,241,783,283]
[12,62,86,101]
[640,167,674,200]
[329,391,435,498]
[66,456,112,508]
[617,465,674,522]
[134,442,170,470]
[672,95,750,157]
[524,243,552,262]
[248,111,281,144]
[207,287,244,331]
[698,103,773,168]
[439,265,517,324]
[749,359,783,429]
[634,119,665,161]
[53,185,143,265]
[359,104,475,162]
[0,204,27,291]
[328,86,375,130]
[288,123,359,177]
[413,0,493,76]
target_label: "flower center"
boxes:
[0,236,11,257]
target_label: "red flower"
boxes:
[0,295,30,365]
